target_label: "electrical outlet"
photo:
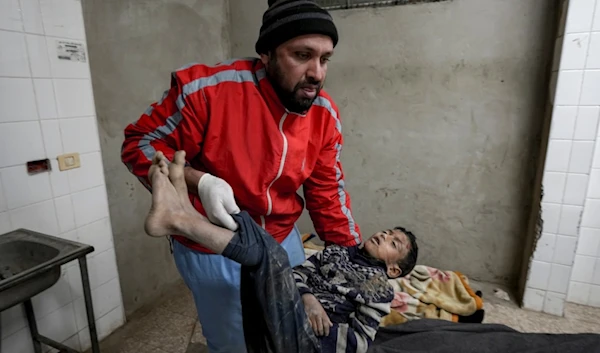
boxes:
[57,152,81,171]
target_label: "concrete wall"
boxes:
[229,0,557,285]
[81,0,231,315]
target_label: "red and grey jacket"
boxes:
[121,58,362,253]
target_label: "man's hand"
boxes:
[197,173,240,231]
[302,293,333,337]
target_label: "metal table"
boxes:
[0,229,100,353]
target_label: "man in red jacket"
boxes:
[121,0,361,351]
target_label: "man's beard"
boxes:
[266,56,322,114]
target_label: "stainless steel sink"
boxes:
[0,229,100,353]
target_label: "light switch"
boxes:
[57,153,80,171]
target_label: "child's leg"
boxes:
[145,150,319,352]
[145,150,260,265]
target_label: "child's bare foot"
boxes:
[168,150,191,205]
[144,151,199,237]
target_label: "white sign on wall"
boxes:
[56,40,87,63]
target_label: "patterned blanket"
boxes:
[301,236,483,327]
[380,265,483,326]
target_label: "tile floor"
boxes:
[83,281,207,353]
[474,280,600,334]
[85,280,600,353]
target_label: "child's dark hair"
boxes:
[395,226,418,276]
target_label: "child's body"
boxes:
[143,150,418,353]
[294,228,418,353]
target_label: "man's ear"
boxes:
[260,53,269,65]
[387,264,402,279]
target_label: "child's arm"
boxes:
[292,251,322,296]
[293,251,336,336]
[349,300,391,343]
[319,301,390,353]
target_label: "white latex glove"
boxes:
[197,173,241,231]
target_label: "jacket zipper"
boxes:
[262,112,289,229]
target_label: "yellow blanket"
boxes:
[301,237,483,326]
[380,265,483,326]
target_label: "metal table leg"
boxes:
[23,300,42,353]
[79,256,100,353]
[23,285,80,353]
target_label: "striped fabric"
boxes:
[293,244,394,353]
[255,0,338,54]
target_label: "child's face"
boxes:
[364,229,411,278]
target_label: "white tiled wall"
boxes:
[568,123,600,306]
[524,0,600,315]
[0,0,125,352]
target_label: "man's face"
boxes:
[261,34,334,113]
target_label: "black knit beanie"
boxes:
[255,0,339,55]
